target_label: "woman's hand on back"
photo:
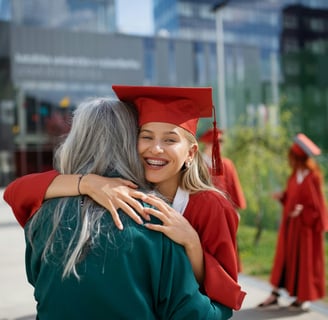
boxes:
[81,174,150,229]
[142,194,205,283]
[142,194,198,248]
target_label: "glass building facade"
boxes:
[2,0,116,33]
[0,0,10,20]
[154,0,216,40]
[154,0,328,149]
[0,0,327,184]
[0,19,228,181]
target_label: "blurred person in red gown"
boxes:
[198,128,246,272]
[257,133,328,311]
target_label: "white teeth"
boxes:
[146,159,166,166]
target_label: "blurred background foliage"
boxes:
[222,100,328,238]
[221,99,328,302]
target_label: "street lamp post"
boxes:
[212,0,229,130]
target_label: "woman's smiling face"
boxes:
[138,122,194,198]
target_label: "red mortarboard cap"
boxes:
[112,84,223,176]
[291,133,321,157]
[112,85,213,135]
[199,128,223,143]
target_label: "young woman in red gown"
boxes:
[258,133,328,311]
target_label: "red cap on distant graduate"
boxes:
[199,128,224,143]
[291,133,321,157]
[112,84,223,175]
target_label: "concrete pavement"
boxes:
[0,189,35,320]
[234,275,328,319]
[1,188,327,319]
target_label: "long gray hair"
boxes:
[27,97,149,279]
[57,97,146,183]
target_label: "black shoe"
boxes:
[257,290,280,308]
[288,300,310,312]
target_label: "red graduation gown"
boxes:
[4,170,59,227]
[212,157,246,210]
[185,191,246,310]
[269,170,328,301]
[211,157,246,273]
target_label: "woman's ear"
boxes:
[188,143,198,160]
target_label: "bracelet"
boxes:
[77,174,86,195]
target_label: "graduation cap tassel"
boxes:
[212,106,223,176]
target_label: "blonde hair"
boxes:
[180,130,225,196]
[289,148,324,187]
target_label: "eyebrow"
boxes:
[139,129,179,136]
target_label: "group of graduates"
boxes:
[3,84,328,319]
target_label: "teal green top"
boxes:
[25,196,232,320]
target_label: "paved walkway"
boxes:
[1,188,327,319]
[234,275,328,319]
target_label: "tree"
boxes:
[223,109,293,245]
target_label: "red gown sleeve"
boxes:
[212,157,246,210]
[3,170,60,227]
[221,158,247,210]
[184,191,246,310]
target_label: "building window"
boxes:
[144,38,156,84]
[0,0,11,21]
[285,60,300,76]
[194,42,205,85]
[168,40,177,85]
[10,0,115,33]
[236,49,244,82]
[199,4,215,20]
[178,2,192,17]
[283,38,300,53]
[286,85,301,105]
[305,86,322,107]
[283,14,298,29]
[306,40,327,54]
[209,43,217,83]
[309,17,325,32]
